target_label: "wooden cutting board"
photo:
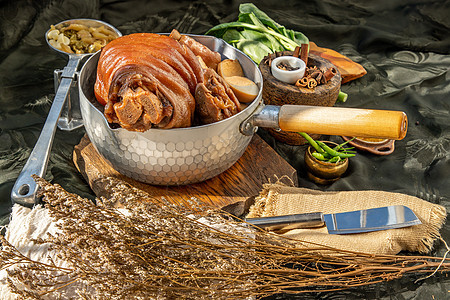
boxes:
[73,134,298,210]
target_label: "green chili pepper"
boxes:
[311,152,329,161]
[298,132,325,153]
[328,156,341,163]
[316,141,355,159]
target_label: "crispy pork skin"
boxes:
[95,33,202,131]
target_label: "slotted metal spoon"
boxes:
[11,19,121,207]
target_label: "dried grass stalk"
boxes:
[1,175,449,299]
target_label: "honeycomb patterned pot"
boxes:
[79,35,263,185]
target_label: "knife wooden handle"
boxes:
[245,212,325,231]
[278,105,408,140]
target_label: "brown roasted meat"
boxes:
[95,32,243,131]
[195,68,241,124]
[94,33,203,131]
[170,29,222,71]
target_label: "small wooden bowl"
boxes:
[304,141,349,185]
[259,51,341,145]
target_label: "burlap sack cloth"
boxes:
[246,184,447,255]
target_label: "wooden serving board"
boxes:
[73,134,298,210]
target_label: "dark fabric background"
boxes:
[0,0,449,298]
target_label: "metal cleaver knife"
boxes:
[245,205,421,234]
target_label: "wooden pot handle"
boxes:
[278,105,407,140]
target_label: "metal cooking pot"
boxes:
[79,34,407,186]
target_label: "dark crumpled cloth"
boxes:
[0,0,449,299]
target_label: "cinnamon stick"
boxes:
[299,43,309,66]
[295,77,309,88]
[293,46,301,58]
[307,77,317,89]
[323,67,337,82]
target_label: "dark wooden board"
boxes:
[73,134,298,210]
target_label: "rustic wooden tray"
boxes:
[73,134,298,211]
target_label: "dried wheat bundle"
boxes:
[1,176,449,299]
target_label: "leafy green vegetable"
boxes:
[206,3,308,63]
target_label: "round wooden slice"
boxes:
[259,51,341,145]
